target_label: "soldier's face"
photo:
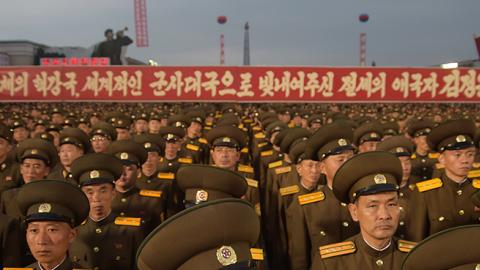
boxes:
[116,164,138,190]
[413,136,429,153]
[13,127,29,142]
[358,141,378,153]
[82,183,116,219]
[321,151,354,184]
[165,141,181,158]
[148,120,161,133]
[296,159,321,185]
[26,221,76,267]
[59,144,84,167]
[144,152,160,168]
[211,147,240,169]
[34,125,46,134]
[51,114,64,125]
[20,158,50,183]
[348,192,400,242]
[439,147,476,179]
[48,131,60,147]
[187,122,202,138]
[399,156,412,183]
[91,135,110,153]
[78,123,90,135]
[135,120,148,134]
[0,137,12,159]
[115,128,131,141]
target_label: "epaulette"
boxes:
[178,157,193,164]
[473,179,480,189]
[246,178,259,188]
[254,132,265,139]
[198,138,208,144]
[80,219,87,226]
[255,203,261,216]
[252,126,262,132]
[261,150,273,157]
[241,147,249,154]
[468,169,480,179]
[473,162,480,169]
[287,122,295,128]
[157,172,175,180]
[275,166,292,175]
[159,157,164,163]
[114,217,141,227]
[435,163,445,169]
[186,144,199,151]
[139,189,163,198]
[204,126,212,131]
[319,241,356,259]
[298,191,325,205]
[279,185,299,196]
[428,153,440,159]
[397,240,416,253]
[416,178,443,192]
[205,121,214,126]
[410,153,417,159]
[3,268,34,270]
[250,248,264,260]
[238,164,254,174]
[257,142,268,148]
[243,119,253,124]
[268,160,283,169]
[238,124,245,129]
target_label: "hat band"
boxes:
[80,177,115,187]
[439,141,475,152]
[319,145,355,161]
[351,183,399,203]
[25,213,74,227]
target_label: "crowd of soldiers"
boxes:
[0,102,479,270]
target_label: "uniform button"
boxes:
[342,222,349,227]
[399,192,404,197]
[399,221,405,226]
[438,216,445,222]
[93,246,100,253]
[115,256,121,261]
[320,231,326,236]
[457,190,463,196]
[399,207,404,212]
[422,167,427,171]
[95,228,102,234]
[340,203,347,207]
[93,267,99,270]
[147,180,152,183]
[121,198,127,203]
[376,259,384,266]
[168,163,173,166]
[120,212,125,216]
[421,159,426,163]
[458,210,465,215]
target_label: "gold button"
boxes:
[376,259,384,266]
[115,256,121,261]
[340,203,347,207]
[475,264,480,270]
[168,163,173,166]
[342,222,349,227]
[147,180,151,183]
[399,192,404,197]
[399,207,404,212]
[95,228,102,234]
[421,159,426,163]
[120,212,125,216]
[93,246,100,253]
[459,210,465,215]
[399,221,405,226]
[457,190,462,196]
[121,198,127,203]
[438,216,445,222]
[320,231,326,236]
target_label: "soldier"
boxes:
[89,122,116,153]
[353,122,383,153]
[1,138,57,219]
[401,225,480,270]
[133,113,149,135]
[0,123,20,198]
[408,119,480,241]
[106,140,166,236]
[112,117,132,141]
[147,113,163,134]
[17,180,89,270]
[287,123,357,270]
[407,118,438,181]
[0,212,22,268]
[11,119,30,143]
[69,153,144,270]
[48,128,91,185]
[50,108,64,125]
[133,134,167,190]
[182,113,209,164]
[311,151,415,270]
[77,117,91,135]
[136,199,260,270]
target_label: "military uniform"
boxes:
[0,213,22,268]
[407,119,437,181]
[26,258,85,270]
[0,124,20,198]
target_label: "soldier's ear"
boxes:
[347,202,359,222]
[438,152,445,165]
[295,164,302,176]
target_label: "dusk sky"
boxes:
[1,0,479,66]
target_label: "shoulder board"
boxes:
[81,219,87,226]
[279,185,300,196]
[255,203,261,216]
[157,172,175,180]
[159,157,164,163]
[319,241,356,259]
[288,122,295,128]
[261,150,273,157]
[241,147,249,154]
[250,248,264,261]
[252,126,262,132]
[243,119,254,124]
[268,160,283,169]
[428,153,440,159]
[298,191,325,205]
[238,165,254,174]
[3,268,34,270]
[241,127,248,132]
[435,163,445,169]
[257,142,268,148]
[468,169,480,179]
[410,153,417,159]
[473,179,480,189]
[238,124,244,129]
[408,184,416,191]
[416,178,443,192]
[198,138,208,144]
[254,132,265,139]
[275,166,292,175]
[114,217,141,227]
[246,178,259,188]
[473,162,480,169]
[204,126,212,131]
[139,189,163,198]
[397,240,416,253]
[205,121,213,126]
[178,157,193,164]
[186,144,200,151]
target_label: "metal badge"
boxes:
[96,129,104,134]
[216,246,237,266]
[90,170,100,179]
[374,174,387,184]
[222,137,231,143]
[41,134,48,139]
[38,203,52,213]
[195,190,209,203]
[456,135,466,143]
[370,133,378,138]
[166,134,175,140]
[30,149,38,155]
[120,152,129,160]
[144,142,152,148]
[338,139,347,146]
[396,147,404,153]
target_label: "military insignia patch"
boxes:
[38,203,51,213]
[216,246,237,266]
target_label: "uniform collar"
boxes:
[356,234,394,258]
[442,173,470,188]
[37,256,67,270]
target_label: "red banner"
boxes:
[0,66,479,102]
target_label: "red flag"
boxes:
[475,35,480,60]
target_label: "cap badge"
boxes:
[96,129,104,134]
[338,139,347,146]
[370,133,378,138]
[425,128,431,133]
[222,137,231,143]
[14,121,19,126]
[166,134,175,140]
[396,147,404,153]
[38,203,52,213]
[118,120,123,125]
[195,190,209,203]
[374,174,387,184]
[144,142,152,148]
[64,137,70,142]
[216,245,237,266]
[90,170,100,179]
[30,149,38,155]
[175,122,183,127]
[456,135,466,143]
[41,134,48,139]
[120,152,129,160]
